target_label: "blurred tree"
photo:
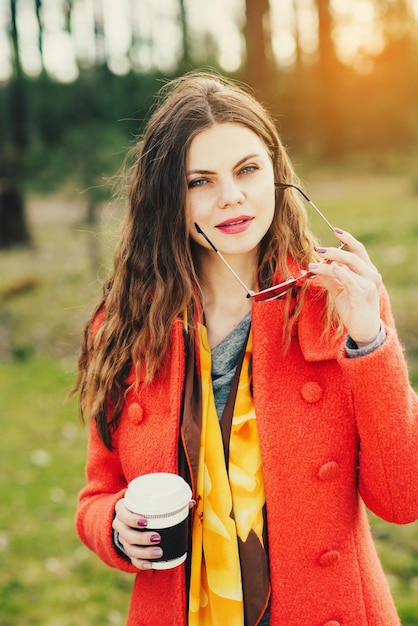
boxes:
[243,0,275,98]
[0,0,417,223]
[0,0,31,249]
[63,0,76,69]
[34,0,44,72]
[93,0,106,66]
[129,0,153,71]
[178,0,191,70]
[9,0,29,152]
[291,0,303,70]
[360,0,418,148]
[315,0,345,156]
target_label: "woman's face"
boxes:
[186,122,275,260]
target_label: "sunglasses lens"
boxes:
[251,278,297,301]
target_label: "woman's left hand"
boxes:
[308,229,382,346]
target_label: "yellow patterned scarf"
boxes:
[184,321,270,626]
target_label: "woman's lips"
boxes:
[215,216,253,234]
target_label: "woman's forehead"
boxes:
[186,123,270,167]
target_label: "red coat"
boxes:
[76,284,418,626]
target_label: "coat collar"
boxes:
[252,279,342,362]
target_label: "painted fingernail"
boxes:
[137,519,148,528]
[152,548,163,557]
[142,563,152,570]
[308,263,320,270]
[150,534,161,543]
[316,247,327,253]
[334,228,344,234]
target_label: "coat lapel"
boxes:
[297,283,343,361]
[252,282,342,364]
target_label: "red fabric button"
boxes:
[128,403,143,424]
[301,382,322,403]
[318,549,341,566]
[318,461,340,481]
[322,621,341,626]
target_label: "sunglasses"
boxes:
[194,183,343,302]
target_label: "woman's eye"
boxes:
[239,164,258,175]
[188,178,208,189]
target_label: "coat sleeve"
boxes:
[338,286,418,523]
[75,415,138,573]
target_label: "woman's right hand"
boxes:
[113,498,163,570]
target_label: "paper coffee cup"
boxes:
[124,472,192,570]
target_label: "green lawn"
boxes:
[0,163,417,624]
[0,358,132,626]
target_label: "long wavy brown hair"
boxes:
[71,71,334,449]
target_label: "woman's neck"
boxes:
[196,250,257,348]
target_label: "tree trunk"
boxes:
[292,0,303,69]
[178,0,191,70]
[10,0,29,151]
[34,0,44,72]
[0,0,32,249]
[316,0,344,156]
[0,181,31,249]
[243,0,274,98]
[93,0,106,66]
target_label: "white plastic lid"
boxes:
[124,472,192,516]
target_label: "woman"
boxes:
[73,72,418,626]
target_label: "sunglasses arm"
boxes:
[275,183,336,235]
[194,223,255,298]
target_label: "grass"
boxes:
[0,358,132,626]
[306,163,418,387]
[0,160,418,624]
[0,197,132,625]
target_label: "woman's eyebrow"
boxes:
[187,153,261,176]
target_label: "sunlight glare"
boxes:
[102,0,130,57]
[291,0,318,60]
[270,0,296,67]
[43,31,79,82]
[0,1,12,81]
[332,0,384,70]
[102,0,131,74]
[270,0,318,67]
[151,9,183,73]
[186,0,244,72]
[1,0,418,82]
[40,0,78,82]
[72,0,96,66]
[17,0,42,77]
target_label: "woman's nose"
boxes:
[218,178,245,208]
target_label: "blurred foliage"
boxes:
[0,31,417,201]
[0,0,417,251]
[4,69,167,199]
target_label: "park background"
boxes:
[0,0,418,624]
